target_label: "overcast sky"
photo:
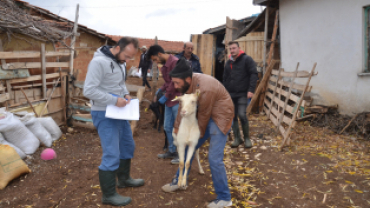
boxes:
[25,0,262,42]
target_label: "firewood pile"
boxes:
[309,110,370,139]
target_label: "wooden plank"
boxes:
[235,36,265,42]
[265,91,295,114]
[60,71,67,125]
[267,67,282,117]
[40,78,61,117]
[269,113,279,126]
[6,80,13,100]
[247,59,279,114]
[281,63,317,147]
[12,81,61,89]
[43,107,64,116]
[0,51,70,59]
[69,104,91,112]
[20,88,38,117]
[267,83,301,103]
[130,87,145,136]
[72,120,95,129]
[0,93,9,102]
[41,43,47,99]
[9,72,66,84]
[271,70,311,78]
[72,114,92,122]
[267,11,279,67]
[3,62,69,70]
[278,63,299,129]
[269,76,307,92]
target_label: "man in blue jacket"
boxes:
[84,37,144,206]
[175,42,202,73]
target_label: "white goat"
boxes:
[172,90,204,188]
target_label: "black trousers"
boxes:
[142,68,151,88]
[232,96,249,125]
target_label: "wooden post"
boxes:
[247,60,278,114]
[69,4,79,75]
[131,87,145,136]
[262,6,269,74]
[151,36,159,101]
[0,39,6,69]
[40,43,47,99]
[59,70,67,125]
[258,10,279,112]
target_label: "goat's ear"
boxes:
[171,96,182,102]
[195,89,201,97]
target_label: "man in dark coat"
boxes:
[175,42,202,73]
[138,46,152,91]
[223,41,258,148]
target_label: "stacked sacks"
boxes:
[0,133,26,159]
[0,112,40,154]
[37,117,62,141]
[19,113,52,147]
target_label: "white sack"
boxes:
[0,112,39,154]
[20,113,52,147]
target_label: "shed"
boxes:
[252,0,370,115]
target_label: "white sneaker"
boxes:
[207,199,232,208]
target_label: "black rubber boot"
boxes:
[117,159,145,188]
[99,169,132,206]
[231,121,242,148]
[242,122,252,148]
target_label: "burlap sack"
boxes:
[0,145,31,189]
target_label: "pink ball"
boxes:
[40,148,57,160]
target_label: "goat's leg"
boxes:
[177,144,185,187]
[181,144,196,188]
[195,149,205,175]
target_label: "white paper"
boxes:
[105,99,140,120]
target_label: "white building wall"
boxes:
[279,0,370,115]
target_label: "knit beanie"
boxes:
[169,58,193,79]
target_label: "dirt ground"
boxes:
[1,76,370,208]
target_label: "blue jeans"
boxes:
[174,118,231,201]
[164,104,179,153]
[91,111,135,171]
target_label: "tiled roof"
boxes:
[107,35,184,53]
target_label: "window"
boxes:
[365,6,370,73]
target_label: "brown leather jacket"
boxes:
[174,73,234,138]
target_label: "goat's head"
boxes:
[172,89,200,117]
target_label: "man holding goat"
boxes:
[161,58,235,208]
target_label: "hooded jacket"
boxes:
[223,50,258,98]
[83,46,129,111]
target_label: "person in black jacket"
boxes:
[138,46,152,91]
[223,41,258,148]
[175,42,202,73]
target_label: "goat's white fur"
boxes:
[172,90,204,188]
